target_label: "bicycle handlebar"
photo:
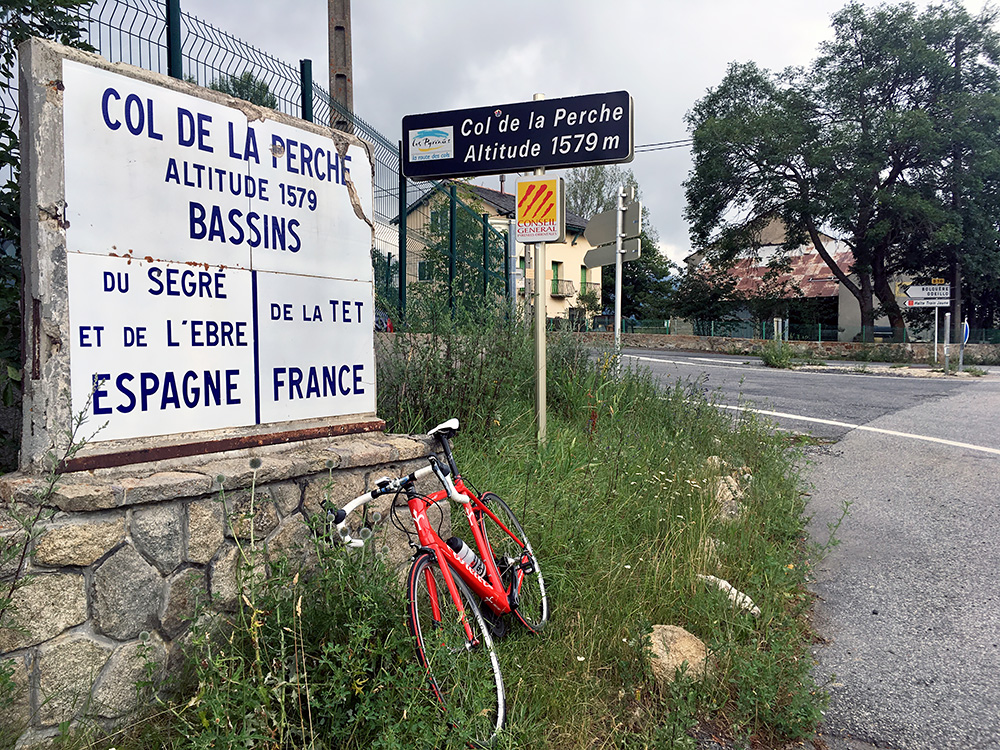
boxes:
[330,450,467,548]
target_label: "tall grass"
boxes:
[23,310,823,749]
[377,311,823,747]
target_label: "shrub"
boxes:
[757,340,796,369]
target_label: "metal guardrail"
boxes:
[551,279,575,298]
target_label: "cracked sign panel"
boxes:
[62,60,375,441]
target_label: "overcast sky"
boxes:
[181,0,989,267]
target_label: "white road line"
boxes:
[627,354,751,371]
[717,403,1000,457]
[689,356,751,364]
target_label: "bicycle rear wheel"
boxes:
[480,492,549,633]
[406,550,505,745]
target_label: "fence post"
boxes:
[397,143,406,319]
[449,184,457,316]
[504,226,512,306]
[166,0,182,79]
[482,213,490,299]
[385,252,392,299]
[299,59,313,122]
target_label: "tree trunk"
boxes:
[857,274,876,339]
[804,222,877,338]
[872,255,905,341]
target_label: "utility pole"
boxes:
[951,32,964,343]
[328,0,353,133]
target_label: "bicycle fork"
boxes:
[410,500,481,648]
[424,550,480,649]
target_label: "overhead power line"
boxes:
[634,139,692,153]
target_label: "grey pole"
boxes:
[944,312,952,374]
[508,219,517,316]
[533,93,547,444]
[959,316,966,372]
[613,185,624,370]
[934,306,939,363]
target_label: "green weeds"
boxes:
[757,341,797,369]
[164,472,449,750]
[9,311,824,749]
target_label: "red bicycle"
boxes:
[330,418,548,745]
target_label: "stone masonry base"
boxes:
[0,431,441,746]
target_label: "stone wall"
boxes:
[0,431,441,746]
[580,332,1000,364]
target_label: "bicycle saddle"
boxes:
[428,418,460,437]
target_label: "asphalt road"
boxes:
[621,349,1000,750]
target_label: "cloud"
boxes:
[180,0,991,262]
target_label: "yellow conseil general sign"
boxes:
[515,177,565,243]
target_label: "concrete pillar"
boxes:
[328,0,353,133]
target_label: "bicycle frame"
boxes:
[408,475,526,619]
[332,431,534,647]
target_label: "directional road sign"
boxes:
[904,284,951,299]
[904,298,950,307]
[584,201,641,247]
[584,237,640,268]
[402,90,633,179]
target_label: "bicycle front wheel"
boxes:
[480,492,549,633]
[406,550,505,745]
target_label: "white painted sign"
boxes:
[62,60,375,441]
[904,284,951,299]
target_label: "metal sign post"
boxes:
[959,317,969,372]
[934,306,939,363]
[402,90,635,447]
[944,312,951,375]
[613,186,624,367]
[582,189,641,373]
[532,94,547,444]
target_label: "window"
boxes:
[418,260,433,282]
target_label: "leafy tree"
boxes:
[565,165,673,318]
[565,164,640,220]
[605,230,673,319]
[685,1,1000,339]
[740,265,802,328]
[1,2,94,239]
[209,70,279,109]
[671,264,740,335]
